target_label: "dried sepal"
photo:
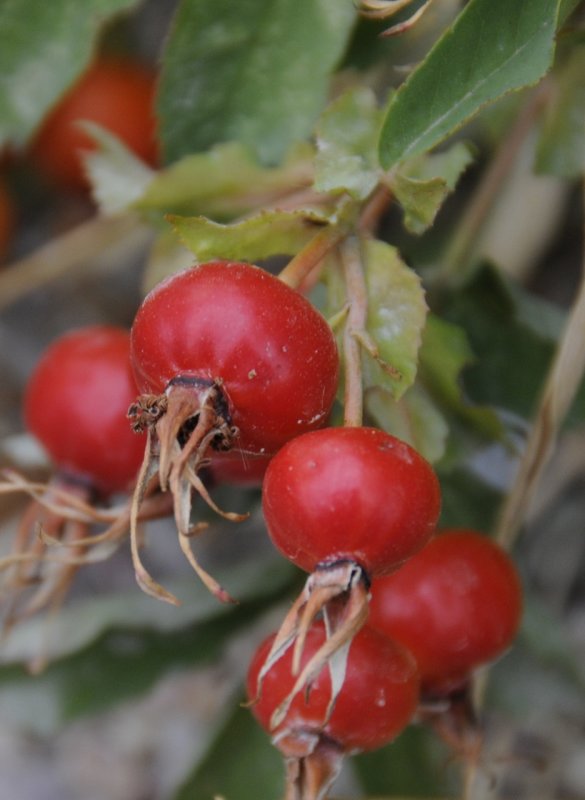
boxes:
[278,736,344,800]
[0,469,119,523]
[0,468,173,664]
[360,0,419,19]
[254,561,370,732]
[127,377,248,604]
[359,0,436,37]
[418,682,484,767]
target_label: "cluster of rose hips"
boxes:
[3,260,522,798]
[248,430,521,797]
[1,260,338,634]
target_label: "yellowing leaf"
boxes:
[135,142,313,220]
[169,209,332,264]
[389,141,475,233]
[366,384,449,462]
[362,239,428,399]
[314,87,383,199]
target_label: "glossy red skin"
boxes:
[247,622,419,753]
[24,326,145,496]
[368,530,523,694]
[130,262,339,454]
[262,427,441,576]
[31,58,158,190]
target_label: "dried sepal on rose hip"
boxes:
[127,260,339,604]
[259,425,440,719]
[0,326,168,668]
[368,528,523,757]
[247,621,419,800]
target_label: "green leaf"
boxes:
[169,209,332,264]
[406,143,476,189]
[442,264,585,424]
[0,557,297,733]
[0,605,258,736]
[419,314,503,440]
[379,0,561,169]
[0,554,295,667]
[488,594,585,719]
[82,123,157,213]
[390,142,475,234]
[419,315,474,406]
[391,173,452,236]
[535,46,585,178]
[437,465,503,531]
[363,309,502,465]
[314,87,383,200]
[354,725,453,798]
[519,594,585,689]
[174,696,284,800]
[365,383,449,463]
[361,239,428,400]
[142,229,197,293]
[0,0,139,147]
[135,142,314,220]
[157,0,357,165]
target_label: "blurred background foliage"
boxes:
[0,0,584,798]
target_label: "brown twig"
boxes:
[495,180,585,549]
[358,184,393,235]
[0,212,150,310]
[278,225,348,289]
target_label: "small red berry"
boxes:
[30,57,158,191]
[368,529,523,695]
[127,260,339,603]
[24,325,144,495]
[247,621,419,753]
[262,426,441,577]
[130,261,339,455]
[2,326,147,655]
[258,426,440,708]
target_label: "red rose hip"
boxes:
[130,261,338,454]
[25,325,144,495]
[258,426,439,725]
[262,426,441,577]
[2,326,146,658]
[127,260,339,603]
[31,57,158,191]
[369,529,523,695]
[247,621,419,798]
